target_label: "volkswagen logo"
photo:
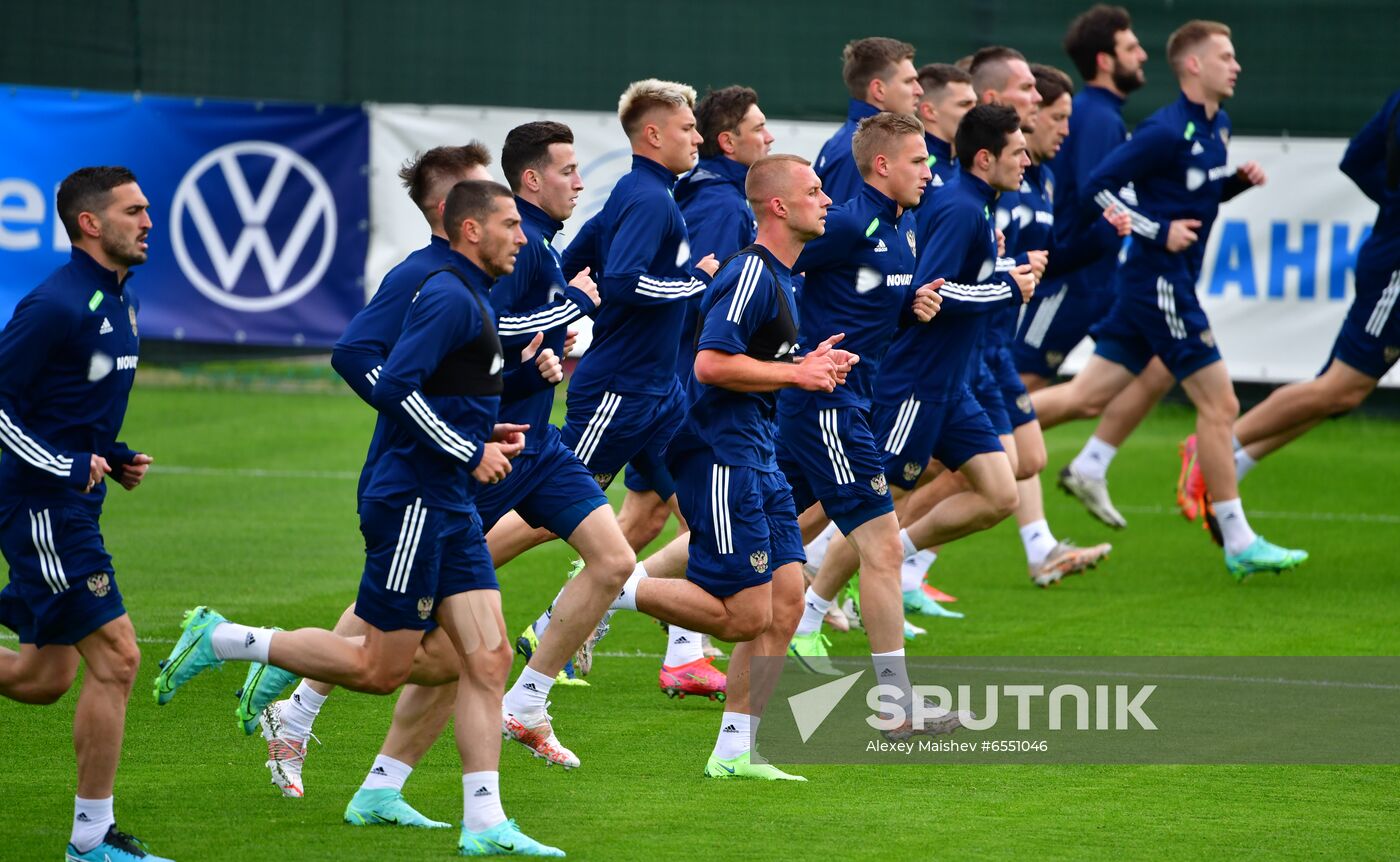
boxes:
[170,140,337,313]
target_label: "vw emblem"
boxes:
[170,140,337,313]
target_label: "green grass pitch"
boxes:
[2,379,1398,860]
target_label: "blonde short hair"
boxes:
[618,79,698,138]
[852,112,924,176]
[1167,20,1232,76]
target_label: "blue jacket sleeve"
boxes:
[687,198,754,264]
[914,207,1015,316]
[369,282,487,471]
[0,295,89,487]
[561,214,602,280]
[490,247,597,350]
[331,345,383,406]
[1341,93,1400,204]
[1081,124,1179,248]
[601,197,711,306]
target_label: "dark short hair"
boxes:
[1167,20,1232,75]
[696,86,760,159]
[851,111,924,176]
[1063,5,1134,82]
[917,63,973,103]
[969,45,1028,97]
[842,37,916,100]
[443,180,514,243]
[57,166,138,240]
[501,122,574,193]
[1031,64,1076,108]
[398,143,493,212]
[955,104,1022,170]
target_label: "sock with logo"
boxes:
[1213,498,1258,556]
[1070,435,1117,482]
[279,681,326,739]
[1019,520,1059,567]
[610,565,647,612]
[871,648,913,720]
[209,622,274,663]
[462,772,507,833]
[794,587,831,636]
[711,711,752,760]
[360,754,412,792]
[900,549,937,592]
[503,666,554,717]
[70,796,114,853]
[1234,448,1258,481]
[663,626,704,666]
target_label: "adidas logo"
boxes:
[673,636,690,644]
[930,174,944,187]
[880,668,896,678]
[523,682,539,692]
[1191,141,1205,156]
[99,317,113,335]
[807,601,818,610]
[245,633,257,647]
[721,724,740,733]
[76,813,91,822]
[371,766,388,776]
[873,239,889,253]
[293,694,301,704]
[473,786,492,797]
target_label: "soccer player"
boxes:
[0,166,170,862]
[1012,5,1163,530]
[775,111,944,703]
[815,38,923,205]
[915,63,977,191]
[791,106,1039,665]
[1177,89,1400,518]
[153,180,566,856]
[609,153,851,779]
[1030,21,1308,580]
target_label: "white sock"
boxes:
[1235,448,1258,481]
[210,622,274,663]
[1070,435,1117,482]
[1213,498,1258,555]
[279,680,326,739]
[610,564,647,612]
[803,522,839,569]
[900,549,937,592]
[1232,434,1244,451]
[712,712,752,760]
[871,648,913,717]
[503,666,554,716]
[898,528,918,559]
[664,626,705,666]
[361,754,412,792]
[71,796,114,853]
[532,588,563,637]
[1019,519,1059,566]
[462,771,507,833]
[794,587,831,636]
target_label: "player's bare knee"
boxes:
[25,670,78,705]
[583,544,636,589]
[462,640,513,691]
[720,607,770,643]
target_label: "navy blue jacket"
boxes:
[0,249,141,507]
[815,99,882,206]
[674,155,756,375]
[565,155,711,399]
[1341,90,1400,276]
[1045,85,1130,295]
[1082,91,1252,284]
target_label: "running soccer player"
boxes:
[791,106,1039,665]
[1012,5,1161,530]
[775,111,945,703]
[815,38,922,205]
[0,167,170,862]
[1029,21,1308,580]
[609,153,851,779]
[1177,89,1400,518]
[153,180,565,856]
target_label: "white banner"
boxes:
[367,104,1393,387]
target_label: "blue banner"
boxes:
[0,86,368,347]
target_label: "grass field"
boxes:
[3,377,1399,861]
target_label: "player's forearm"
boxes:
[693,350,797,393]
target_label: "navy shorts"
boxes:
[1326,261,1400,379]
[672,452,804,598]
[776,404,894,534]
[873,387,1004,489]
[988,345,1036,428]
[560,383,683,498]
[1013,283,1118,378]
[474,425,608,540]
[972,358,1013,436]
[1091,269,1221,381]
[355,499,496,633]
[0,501,125,647]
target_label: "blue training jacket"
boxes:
[815,99,882,207]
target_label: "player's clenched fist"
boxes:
[912,279,944,322]
[522,331,562,384]
[569,266,600,307]
[1009,263,1037,303]
[793,333,846,392]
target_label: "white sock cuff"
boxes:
[210,622,274,663]
[290,680,327,713]
[361,754,413,791]
[898,528,918,559]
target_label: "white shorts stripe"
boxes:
[1025,286,1067,349]
[711,464,733,555]
[387,498,426,594]
[1364,269,1400,338]
[819,409,855,485]
[29,509,68,594]
[572,392,621,468]
[890,397,922,455]
[1157,277,1187,339]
